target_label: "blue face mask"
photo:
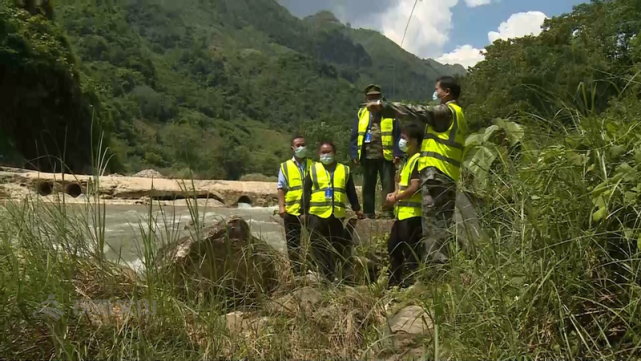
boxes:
[320,154,335,165]
[433,91,439,101]
[294,146,307,158]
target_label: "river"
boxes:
[1,201,287,273]
[101,203,286,271]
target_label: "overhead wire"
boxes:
[396,0,439,99]
[401,0,420,48]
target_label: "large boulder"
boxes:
[156,217,280,300]
[222,311,270,336]
[266,286,323,315]
[375,305,434,360]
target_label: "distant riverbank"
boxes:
[0,166,278,207]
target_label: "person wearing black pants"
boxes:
[282,214,304,273]
[384,123,424,287]
[387,217,423,286]
[277,135,313,275]
[305,214,352,281]
[303,141,364,281]
[361,159,396,218]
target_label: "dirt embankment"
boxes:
[0,167,278,207]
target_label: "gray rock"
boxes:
[388,305,432,335]
[267,286,323,314]
[222,311,269,335]
[156,217,279,299]
[132,169,165,179]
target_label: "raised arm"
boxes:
[379,101,453,133]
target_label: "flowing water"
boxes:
[1,200,286,273]
[99,203,287,272]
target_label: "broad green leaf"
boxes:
[615,162,638,182]
[463,145,498,182]
[615,162,633,174]
[465,133,485,147]
[593,195,606,208]
[483,125,500,142]
[500,120,525,145]
[568,152,588,166]
[592,182,611,197]
[592,206,607,222]
[624,191,637,205]
[609,145,625,159]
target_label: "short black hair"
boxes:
[291,134,305,145]
[319,140,337,153]
[402,122,424,144]
[436,76,461,100]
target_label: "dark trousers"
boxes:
[421,170,457,264]
[362,159,396,216]
[388,217,423,286]
[307,214,352,281]
[284,214,303,275]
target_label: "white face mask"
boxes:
[399,138,409,153]
[320,154,335,165]
[432,91,439,101]
[294,146,307,158]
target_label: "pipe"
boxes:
[64,183,83,198]
[36,181,54,196]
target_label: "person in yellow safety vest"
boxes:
[383,123,424,287]
[366,76,467,265]
[350,84,403,219]
[277,135,313,275]
[302,141,364,281]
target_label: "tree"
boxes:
[0,0,95,172]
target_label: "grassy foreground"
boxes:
[2,113,641,360]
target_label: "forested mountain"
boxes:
[0,0,463,178]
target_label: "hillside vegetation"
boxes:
[0,0,463,178]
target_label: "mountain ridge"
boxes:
[2,0,464,179]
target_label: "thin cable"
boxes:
[401,0,420,48]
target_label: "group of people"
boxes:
[277,76,467,286]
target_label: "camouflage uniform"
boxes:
[380,101,459,263]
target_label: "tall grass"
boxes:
[1,107,641,360]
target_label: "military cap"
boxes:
[364,84,382,95]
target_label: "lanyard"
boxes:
[324,167,335,189]
[368,112,381,130]
[297,160,307,180]
[323,165,336,204]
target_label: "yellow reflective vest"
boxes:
[357,108,395,161]
[309,162,350,219]
[395,153,422,221]
[419,102,467,181]
[280,158,313,216]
